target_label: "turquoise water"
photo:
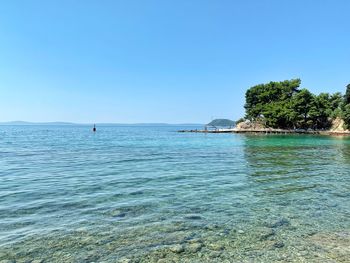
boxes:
[1,125,350,262]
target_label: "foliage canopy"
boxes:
[244,79,349,130]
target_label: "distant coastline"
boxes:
[179,126,350,136]
[0,121,204,126]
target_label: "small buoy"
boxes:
[93,124,96,132]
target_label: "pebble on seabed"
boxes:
[265,218,290,228]
[187,242,203,253]
[117,257,132,263]
[169,244,185,253]
[258,228,275,240]
[208,243,224,251]
[184,215,202,220]
[273,241,285,248]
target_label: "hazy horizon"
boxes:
[0,120,205,125]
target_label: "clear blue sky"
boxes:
[0,0,349,123]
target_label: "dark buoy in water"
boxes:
[93,124,96,132]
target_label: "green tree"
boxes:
[344,84,350,104]
[290,89,314,129]
[243,79,346,130]
[244,79,301,126]
[309,93,332,129]
[329,92,343,118]
[342,84,350,129]
[342,104,350,129]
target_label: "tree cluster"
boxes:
[244,79,350,130]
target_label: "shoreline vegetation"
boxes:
[178,127,350,135]
[180,79,350,135]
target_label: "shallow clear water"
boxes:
[0,125,350,262]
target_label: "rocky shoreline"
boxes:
[178,120,350,135]
[178,128,350,135]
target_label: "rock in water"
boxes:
[187,242,203,253]
[117,258,132,263]
[273,241,285,248]
[259,228,275,240]
[169,244,184,253]
[266,217,290,228]
[208,243,224,251]
[184,215,202,220]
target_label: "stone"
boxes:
[208,243,224,251]
[12,260,28,263]
[182,232,196,242]
[117,257,132,263]
[169,244,184,253]
[129,191,143,195]
[187,242,203,253]
[266,217,290,228]
[187,238,202,244]
[273,241,285,248]
[297,251,309,257]
[184,215,202,220]
[205,224,219,230]
[111,210,127,218]
[222,228,230,235]
[259,228,275,240]
[209,251,222,258]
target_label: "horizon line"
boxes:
[0,121,205,126]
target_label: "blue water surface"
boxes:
[0,125,349,262]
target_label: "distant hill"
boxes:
[207,119,235,127]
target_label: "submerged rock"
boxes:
[258,228,275,241]
[208,251,222,258]
[186,242,203,253]
[110,209,127,218]
[184,215,202,220]
[265,217,290,228]
[129,190,144,196]
[186,238,202,244]
[117,257,132,263]
[204,224,219,231]
[273,241,285,248]
[208,243,224,251]
[169,244,184,253]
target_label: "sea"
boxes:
[0,125,349,262]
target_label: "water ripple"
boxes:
[0,126,350,262]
